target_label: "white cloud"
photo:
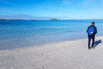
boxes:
[0,14,35,19]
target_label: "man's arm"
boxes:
[87,26,89,33]
[95,26,97,34]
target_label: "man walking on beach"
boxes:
[87,22,97,49]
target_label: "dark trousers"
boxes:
[88,35,95,48]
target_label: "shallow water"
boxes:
[0,20,103,50]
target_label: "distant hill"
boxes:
[51,19,58,20]
[0,19,27,20]
[0,19,7,20]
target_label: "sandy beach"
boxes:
[0,36,103,69]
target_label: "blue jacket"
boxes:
[87,25,97,36]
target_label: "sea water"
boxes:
[0,20,103,50]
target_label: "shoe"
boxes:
[88,47,91,49]
[92,46,95,48]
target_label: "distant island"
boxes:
[0,19,29,20]
[1,18,103,21]
[51,19,58,20]
[0,19,58,20]
[0,19,7,20]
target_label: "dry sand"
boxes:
[0,36,103,69]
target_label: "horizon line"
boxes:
[0,18,103,20]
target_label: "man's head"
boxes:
[91,22,95,26]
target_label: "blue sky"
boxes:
[0,0,103,20]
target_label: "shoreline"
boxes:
[0,36,103,69]
[0,35,102,51]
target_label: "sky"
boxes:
[0,0,103,20]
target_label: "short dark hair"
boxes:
[92,22,95,25]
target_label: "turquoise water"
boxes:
[0,20,103,50]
